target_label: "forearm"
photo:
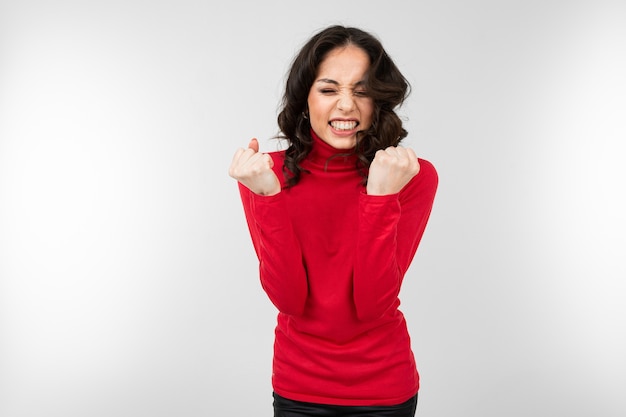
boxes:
[353,161,438,321]
[240,183,308,315]
[353,193,403,321]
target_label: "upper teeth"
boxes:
[331,121,357,130]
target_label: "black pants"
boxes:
[273,392,418,417]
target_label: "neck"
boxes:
[308,129,359,170]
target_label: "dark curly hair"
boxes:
[276,25,411,187]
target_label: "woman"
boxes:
[229,25,438,417]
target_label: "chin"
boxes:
[329,135,357,149]
[331,140,356,150]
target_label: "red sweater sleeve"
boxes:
[238,182,308,316]
[353,159,438,321]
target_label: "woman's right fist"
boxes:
[229,138,281,196]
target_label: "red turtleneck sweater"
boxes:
[237,131,438,406]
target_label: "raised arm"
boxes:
[229,140,308,316]
[353,150,438,321]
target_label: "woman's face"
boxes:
[307,44,374,150]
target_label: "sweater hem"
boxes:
[272,385,419,407]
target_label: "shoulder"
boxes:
[398,157,438,201]
[416,158,438,187]
[268,150,286,171]
[267,150,287,184]
[268,150,286,164]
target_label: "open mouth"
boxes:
[329,120,359,131]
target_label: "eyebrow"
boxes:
[315,78,366,86]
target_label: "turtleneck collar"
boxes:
[307,128,359,171]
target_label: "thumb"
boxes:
[248,138,259,153]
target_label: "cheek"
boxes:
[307,105,325,131]
[308,99,329,122]
[361,102,375,126]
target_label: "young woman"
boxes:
[229,25,438,417]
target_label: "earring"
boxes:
[302,111,309,120]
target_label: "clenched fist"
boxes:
[229,138,281,196]
[366,146,420,196]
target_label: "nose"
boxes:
[337,92,355,112]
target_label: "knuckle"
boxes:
[230,167,242,178]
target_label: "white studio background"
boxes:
[0,0,624,416]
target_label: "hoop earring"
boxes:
[302,111,309,120]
